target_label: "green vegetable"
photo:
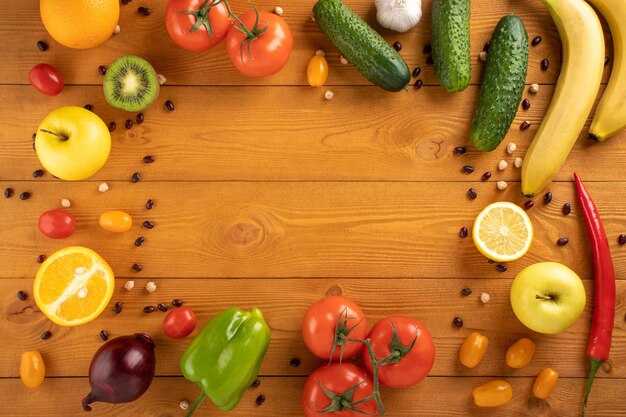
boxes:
[180,307,271,416]
[470,14,529,151]
[313,0,410,92]
[431,0,471,92]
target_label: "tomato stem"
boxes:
[221,0,268,63]
[179,0,224,37]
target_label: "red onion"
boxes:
[82,333,156,411]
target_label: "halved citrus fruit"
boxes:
[472,202,533,263]
[34,246,114,326]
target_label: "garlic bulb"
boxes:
[375,0,422,33]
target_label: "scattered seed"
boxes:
[17,291,27,301]
[256,395,265,406]
[251,379,261,388]
[543,192,553,205]
[273,6,283,15]
[481,172,492,181]
[414,79,423,89]
[125,119,133,129]
[98,65,107,76]
[479,51,488,62]
[114,301,123,313]
[483,42,490,52]
[524,200,534,210]
[541,59,549,71]
[462,165,474,174]
[98,182,109,192]
[37,254,46,263]
[36,40,48,51]
[531,36,542,46]
[137,6,151,15]
[172,299,183,307]
[562,203,571,215]
[324,90,334,100]
[143,220,155,229]
[487,259,495,264]
[520,121,531,131]
[124,280,135,290]
[131,172,141,183]
[529,84,540,95]
[467,188,478,200]
[145,281,156,292]
[179,400,189,410]
[605,56,610,67]
[497,181,508,191]
[453,146,466,155]
[480,292,490,303]
[495,264,508,272]
[165,100,175,111]
[461,287,472,296]
[498,160,508,171]
[136,113,144,124]
[522,99,531,111]
[32,169,44,178]
[132,263,143,272]
[507,143,517,154]
[143,306,155,313]
[453,317,463,328]
[84,104,93,111]
[459,227,469,238]
[99,330,109,341]
[289,358,301,367]
[114,24,121,34]
[618,234,626,245]
[412,67,421,78]
[40,331,52,340]
[423,44,432,55]
[315,49,326,57]
[19,192,31,200]
[426,55,434,66]
[157,303,168,312]
[157,73,166,85]
[557,237,569,246]
[4,188,14,198]
[393,41,402,51]
[146,199,155,210]
[514,157,523,168]
[135,236,145,247]
[121,0,132,4]
[339,55,349,65]
[143,155,155,163]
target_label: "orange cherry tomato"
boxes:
[459,332,489,369]
[99,211,133,232]
[20,351,45,388]
[533,368,558,399]
[505,337,536,369]
[472,380,513,407]
[307,55,329,87]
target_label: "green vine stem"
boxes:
[184,392,206,417]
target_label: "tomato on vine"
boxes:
[165,0,231,52]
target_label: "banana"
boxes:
[521,0,604,197]
[587,0,626,141]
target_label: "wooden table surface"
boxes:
[1,0,625,415]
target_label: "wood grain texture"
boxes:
[1,85,624,182]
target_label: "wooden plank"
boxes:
[0,0,614,86]
[2,278,625,379]
[1,85,624,182]
[0,376,624,416]
[1,181,625,279]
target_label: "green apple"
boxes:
[35,106,111,180]
[510,262,586,334]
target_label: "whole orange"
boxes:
[40,0,119,49]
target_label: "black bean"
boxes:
[99,330,109,341]
[143,220,155,229]
[605,56,610,67]
[392,41,402,51]
[108,121,117,132]
[98,65,107,76]
[146,199,155,210]
[172,299,183,307]
[496,264,508,272]
[557,237,569,246]
[137,6,151,15]
[143,155,155,164]
[289,358,301,367]
[121,0,132,4]
[423,44,432,55]
[32,169,44,178]
[541,59,549,71]
[524,200,534,210]
[462,165,475,174]
[543,192,553,205]
[467,188,477,200]
[562,203,571,215]
[165,100,175,111]
[114,301,123,314]
[618,234,626,245]
[157,303,168,312]
[453,146,466,155]
[136,113,145,124]
[483,42,490,52]
[125,119,133,129]
[413,79,423,89]
[131,172,141,183]
[426,55,434,66]
[251,379,261,388]
[84,104,93,111]
[4,188,14,198]
[412,67,421,78]
[487,259,495,264]
[19,192,31,200]
[135,236,145,247]
[453,317,463,328]
[459,226,469,238]
[522,99,531,111]
[520,121,531,131]
[37,254,46,263]
[481,172,492,181]
[461,288,472,296]
[531,36,542,46]
[255,395,265,406]
[143,306,155,313]
[17,291,27,301]
[37,40,48,51]
[132,263,143,272]
[40,331,52,340]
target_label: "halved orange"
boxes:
[34,246,114,326]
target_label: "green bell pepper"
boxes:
[180,307,271,416]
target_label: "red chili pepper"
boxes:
[573,173,616,416]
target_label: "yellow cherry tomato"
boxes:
[506,337,536,369]
[533,368,558,399]
[20,351,45,388]
[472,380,513,407]
[99,210,132,232]
[459,332,489,368]
[307,55,329,87]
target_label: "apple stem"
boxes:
[39,129,69,141]
[535,294,553,301]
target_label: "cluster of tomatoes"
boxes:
[165,0,293,77]
[300,295,436,416]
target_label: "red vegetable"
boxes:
[163,306,197,339]
[574,173,616,416]
[82,333,156,411]
[38,209,75,239]
[29,63,64,96]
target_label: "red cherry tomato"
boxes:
[29,64,64,96]
[226,10,293,77]
[165,0,231,52]
[362,316,435,388]
[163,307,197,339]
[301,363,377,417]
[38,210,75,239]
[302,296,366,360]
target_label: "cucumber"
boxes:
[470,15,529,151]
[431,0,471,92]
[313,0,410,92]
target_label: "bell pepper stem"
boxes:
[185,392,207,417]
[582,359,603,417]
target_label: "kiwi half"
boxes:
[103,55,159,112]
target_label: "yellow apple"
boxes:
[35,106,111,180]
